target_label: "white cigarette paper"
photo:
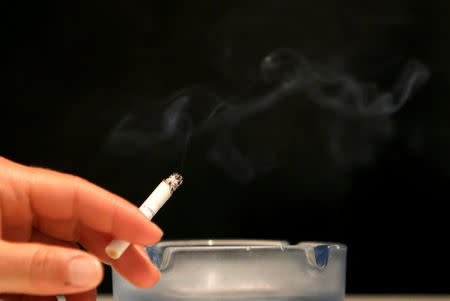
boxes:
[105,173,183,260]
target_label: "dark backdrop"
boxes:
[3,0,450,294]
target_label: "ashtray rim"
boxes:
[147,239,347,250]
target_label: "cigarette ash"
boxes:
[164,173,183,192]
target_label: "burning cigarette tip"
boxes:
[164,172,183,192]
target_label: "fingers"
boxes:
[30,229,78,249]
[79,226,160,288]
[30,232,98,301]
[29,231,147,300]
[33,217,80,242]
[1,157,163,245]
[33,225,160,289]
[0,167,33,242]
[111,244,161,289]
[0,240,103,295]
[28,167,163,245]
[0,157,162,293]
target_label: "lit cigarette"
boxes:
[105,173,183,260]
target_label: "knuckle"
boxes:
[30,247,51,271]
[29,247,55,285]
[69,175,87,219]
[70,175,89,198]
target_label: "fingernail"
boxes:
[68,257,102,287]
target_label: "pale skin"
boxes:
[0,156,163,301]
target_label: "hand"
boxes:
[0,156,163,300]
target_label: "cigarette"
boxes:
[105,173,183,260]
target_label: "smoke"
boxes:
[103,48,429,183]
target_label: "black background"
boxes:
[3,0,450,294]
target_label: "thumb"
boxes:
[0,240,103,295]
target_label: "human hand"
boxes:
[0,156,163,300]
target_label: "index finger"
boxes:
[4,158,163,245]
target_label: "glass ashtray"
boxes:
[112,240,347,301]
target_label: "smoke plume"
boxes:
[104,48,429,183]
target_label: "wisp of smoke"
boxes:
[104,48,430,182]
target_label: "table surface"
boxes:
[95,295,450,301]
